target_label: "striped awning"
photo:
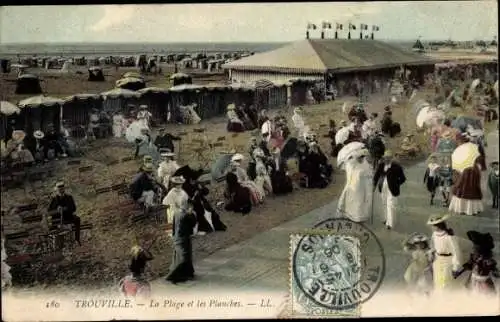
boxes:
[255,79,274,89]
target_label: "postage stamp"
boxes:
[288,218,385,318]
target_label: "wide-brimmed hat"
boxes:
[383,150,393,159]
[252,148,265,159]
[227,103,236,110]
[384,106,391,111]
[490,161,499,167]
[426,213,449,226]
[407,233,429,245]
[231,153,244,162]
[158,128,165,132]
[467,230,494,250]
[170,176,186,185]
[33,130,45,139]
[294,107,302,113]
[139,105,148,109]
[12,130,26,142]
[272,147,281,154]
[55,181,65,188]
[142,163,154,172]
[161,152,175,158]
[143,155,153,162]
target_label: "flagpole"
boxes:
[360,24,363,40]
[348,23,351,40]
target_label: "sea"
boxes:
[0,41,415,58]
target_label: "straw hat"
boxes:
[139,105,148,109]
[294,107,302,113]
[11,130,26,142]
[143,155,153,162]
[33,130,45,139]
[55,181,65,189]
[252,148,265,159]
[142,163,154,172]
[227,103,236,111]
[408,233,429,245]
[490,161,499,167]
[170,176,186,185]
[383,150,393,159]
[272,147,281,155]
[231,153,244,162]
[426,213,449,225]
[161,152,175,158]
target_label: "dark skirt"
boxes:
[227,121,245,133]
[426,176,439,193]
[247,162,257,180]
[271,170,294,195]
[194,199,227,233]
[166,239,194,283]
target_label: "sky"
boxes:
[0,2,498,43]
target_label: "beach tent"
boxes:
[88,66,105,82]
[60,61,73,73]
[138,87,171,124]
[170,73,192,86]
[62,94,102,127]
[1,59,10,73]
[101,88,139,115]
[18,95,64,135]
[0,101,21,140]
[15,74,42,95]
[116,77,146,91]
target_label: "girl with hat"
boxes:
[253,148,273,197]
[402,232,433,295]
[292,107,307,138]
[157,152,179,189]
[137,105,152,130]
[118,241,154,297]
[427,213,462,291]
[453,231,499,296]
[423,154,441,205]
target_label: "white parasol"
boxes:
[451,142,480,173]
[416,106,445,128]
[125,120,147,143]
[337,142,366,167]
[0,101,20,115]
[413,100,431,114]
[335,127,351,145]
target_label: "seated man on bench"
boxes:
[130,163,167,213]
[47,181,81,245]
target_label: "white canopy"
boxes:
[0,101,21,115]
[19,95,64,108]
[100,88,139,99]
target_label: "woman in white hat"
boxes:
[157,152,179,188]
[226,103,245,133]
[229,153,263,205]
[137,105,152,130]
[253,148,272,197]
[162,176,189,227]
[427,213,462,291]
[291,107,307,138]
[402,233,433,295]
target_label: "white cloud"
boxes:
[90,5,136,32]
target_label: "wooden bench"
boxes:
[5,231,30,241]
[67,159,82,166]
[17,203,38,212]
[20,213,43,224]
[94,186,112,195]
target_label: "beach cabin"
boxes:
[170,73,192,86]
[101,88,139,116]
[88,67,105,82]
[15,74,43,95]
[18,95,63,135]
[0,101,21,140]
[62,94,102,128]
[1,59,10,73]
[225,84,256,109]
[116,77,146,91]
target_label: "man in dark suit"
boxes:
[373,150,406,230]
[48,182,81,245]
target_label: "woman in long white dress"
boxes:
[112,113,126,138]
[427,214,462,292]
[253,148,273,197]
[337,149,373,222]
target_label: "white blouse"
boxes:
[431,231,461,271]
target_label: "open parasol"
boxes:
[335,127,351,145]
[452,142,480,173]
[211,153,235,182]
[337,142,366,168]
[413,100,431,115]
[451,116,482,132]
[174,165,205,181]
[416,106,445,128]
[0,101,20,115]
